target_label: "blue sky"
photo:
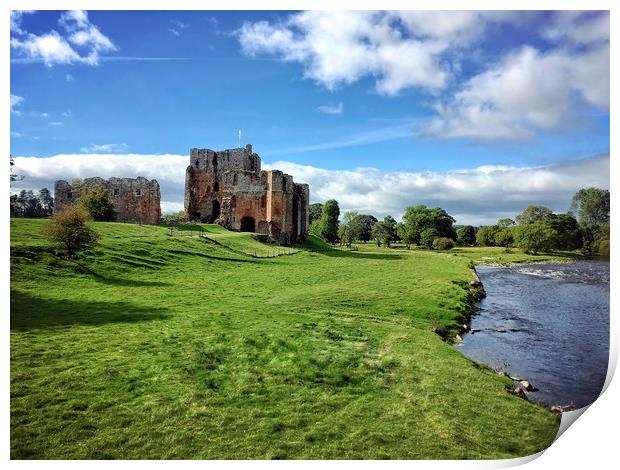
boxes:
[10,10,610,223]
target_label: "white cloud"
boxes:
[10,94,24,114]
[317,102,343,115]
[10,10,116,66]
[424,43,610,141]
[169,28,180,36]
[10,11,35,34]
[543,11,609,45]
[65,73,74,81]
[238,11,453,95]
[80,143,128,153]
[11,131,24,138]
[50,121,63,126]
[237,11,530,96]
[238,11,609,142]
[10,153,608,225]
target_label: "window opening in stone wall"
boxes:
[136,189,142,196]
[67,191,72,199]
[114,188,120,196]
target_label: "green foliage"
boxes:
[456,225,476,246]
[496,218,515,228]
[318,199,340,244]
[78,187,115,221]
[396,222,419,249]
[547,213,581,250]
[308,203,323,225]
[432,237,454,250]
[515,223,558,254]
[161,210,187,224]
[10,190,46,218]
[592,224,610,256]
[338,211,364,247]
[370,216,397,247]
[475,226,495,246]
[494,227,516,251]
[43,206,100,258]
[419,228,439,249]
[402,205,456,241]
[38,188,54,214]
[355,214,377,243]
[571,187,610,227]
[515,205,553,226]
[11,219,559,459]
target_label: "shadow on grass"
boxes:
[10,290,171,330]
[71,263,172,287]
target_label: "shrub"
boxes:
[432,237,454,250]
[78,187,115,221]
[44,206,100,258]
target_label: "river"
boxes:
[457,260,609,409]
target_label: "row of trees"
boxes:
[473,188,609,255]
[10,189,54,218]
[308,187,609,256]
[309,201,459,250]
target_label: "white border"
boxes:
[3,1,616,468]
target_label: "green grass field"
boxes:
[10,218,564,459]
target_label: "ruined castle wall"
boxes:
[54,176,161,224]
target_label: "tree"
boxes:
[571,188,610,227]
[516,205,553,226]
[382,215,398,246]
[476,225,500,246]
[371,219,395,247]
[396,223,419,249]
[309,203,323,225]
[10,157,25,184]
[38,188,54,216]
[432,237,454,250]
[494,227,515,251]
[319,199,339,244]
[547,213,581,250]
[515,223,558,254]
[44,206,100,258]
[78,187,115,221]
[401,205,456,240]
[12,190,44,218]
[338,211,363,247]
[355,214,377,243]
[497,218,515,228]
[456,225,476,246]
[419,228,439,249]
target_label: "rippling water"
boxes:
[457,260,609,408]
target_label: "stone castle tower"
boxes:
[184,144,309,244]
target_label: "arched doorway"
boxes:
[240,216,256,232]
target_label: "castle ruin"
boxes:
[184,144,309,244]
[54,177,161,224]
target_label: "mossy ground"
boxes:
[11,218,561,459]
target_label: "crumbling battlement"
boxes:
[54,176,161,224]
[184,144,309,244]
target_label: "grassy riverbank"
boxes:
[11,218,560,459]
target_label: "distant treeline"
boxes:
[10,189,54,218]
[309,187,610,256]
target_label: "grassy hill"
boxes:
[10,218,560,459]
